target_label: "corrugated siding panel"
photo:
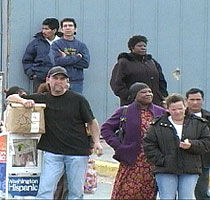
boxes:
[7,0,210,123]
[181,1,207,92]
[157,0,181,92]
[106,0,133,117]
[82,0,107,121]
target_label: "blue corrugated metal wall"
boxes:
[5,0,210,124]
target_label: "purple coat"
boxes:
[101,102,165,165]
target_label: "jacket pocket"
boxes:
[113,142,138,166]
[184,153,201,170]
[164,155,177,170]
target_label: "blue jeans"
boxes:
[70,81,83,94]
[155,173,199,199]
[36,152,89,199]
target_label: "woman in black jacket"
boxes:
[143,93,210,199]
[110,35,168,106]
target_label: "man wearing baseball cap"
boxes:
[47,66,69,78]
[7,66,103,199]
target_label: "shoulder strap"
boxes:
[119,105,128,128]
[150,58,156,67]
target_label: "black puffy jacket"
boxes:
[143,112,210,175]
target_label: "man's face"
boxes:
[135,88,153,105]
[42,25,56,40]
[61,21,76,37]
[186,92,203,113]
[46,74,69,96]
[131,41,147,55]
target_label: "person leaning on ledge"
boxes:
[7,66,103,200]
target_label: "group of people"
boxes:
[7,66,103,200]
[102,84,210,200]
[5,16,210,200]
[8,17,99,200]
[104,33,210,199]
[22,17,89,94]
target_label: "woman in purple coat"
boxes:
[101,82,165,200]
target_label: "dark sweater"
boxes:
[52,37,90,81]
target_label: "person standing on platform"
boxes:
[22,18,60,92]
[52,18,90,94]
[110,35,168,106]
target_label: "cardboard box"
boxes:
[5,103,46,134]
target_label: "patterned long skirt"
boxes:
[111,150,157,200]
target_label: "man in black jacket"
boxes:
[186,88,210,200]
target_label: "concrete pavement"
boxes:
[92,139,119,177]
[84,176,114,199]
[84,140,118,199]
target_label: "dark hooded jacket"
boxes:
[200,109,210,168]
[110,52,168,106]
[22,32,55,80]
[143,112,210,175]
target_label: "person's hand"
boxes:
[23,99,35,108]
[179,139,191,149]
[93,142,103,157]
[58,49,66,58]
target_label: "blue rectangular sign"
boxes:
[8,176,40,197]
[0,163,6,194]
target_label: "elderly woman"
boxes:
[143,94,210,199]
[101,82,165,200]
[110,35,168,106]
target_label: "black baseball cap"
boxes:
[47,66,68,78]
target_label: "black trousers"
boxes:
[195,168,210,200]
[33,77,45,92]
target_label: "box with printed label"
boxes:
[5,103,46,134]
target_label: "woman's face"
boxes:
[131,41,147,55]
[135,88,153,105]
[167,101,186,121]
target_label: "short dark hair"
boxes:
[128,35,148,51]
[42,18,59,32]
[186,88,204,99]
[61,18,77,28]
[166,93,185,108]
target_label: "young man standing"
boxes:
[52,18,90,94]
[186,88,210,200]
[7,66,103,199]
[22,18,60,92]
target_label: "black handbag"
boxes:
[115,106,128,142]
